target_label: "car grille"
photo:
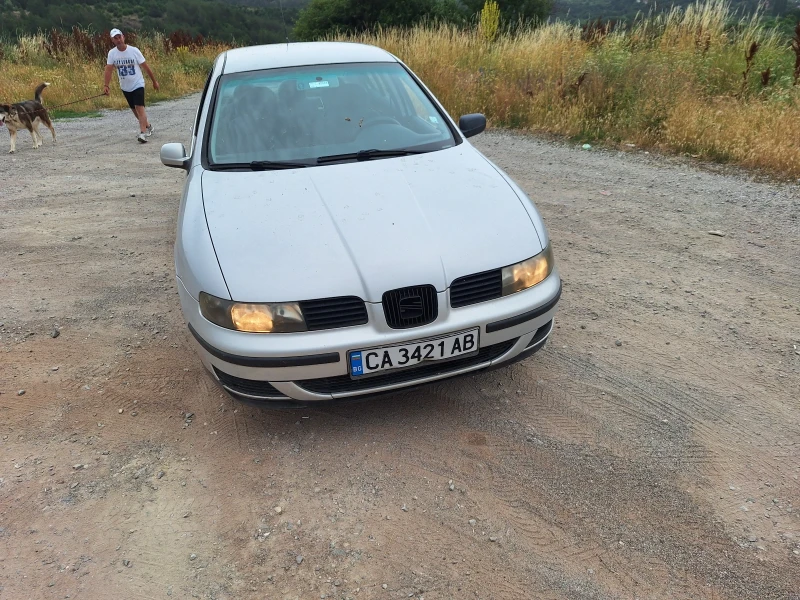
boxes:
[214,367,289,399]
[450,269,502,308]
[296,338,517,395]
[382,285,438,329]
[299,296,368,330]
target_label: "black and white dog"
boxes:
[0,82,57,153]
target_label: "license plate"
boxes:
[349,329,480,378]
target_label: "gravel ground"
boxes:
[0,94,799,599]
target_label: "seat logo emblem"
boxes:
[398,296,424,320]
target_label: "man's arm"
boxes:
[103,64,114,95]
[140,62,160,91]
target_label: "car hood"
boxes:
[201,145,543,303]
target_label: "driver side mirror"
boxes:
[160,143,189,170]
[458,114,486,138]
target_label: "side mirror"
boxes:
[160,143,189,170]
[458,114,486,138]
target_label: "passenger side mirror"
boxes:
[160,143,189,170]
[458,114,486,138]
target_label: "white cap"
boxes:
[110,28,123,39]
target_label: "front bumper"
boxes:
[178,270,561,402]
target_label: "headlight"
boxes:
[199,292,307,333]
[501,244,554,296]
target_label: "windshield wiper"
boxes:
[316,148,426,164]
[250,160,309,170]
[210,160,309,171]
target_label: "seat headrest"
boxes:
[233,85,278,113]
[278,80,302,105]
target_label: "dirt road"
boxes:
[1,96,798,600]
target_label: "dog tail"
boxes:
[34,82,51,104]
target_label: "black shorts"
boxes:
[122,87,145,110]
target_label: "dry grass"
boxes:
[0,31,226,114]
[2,2,800,177]
[664,97,800,173]
[343,0,800,177]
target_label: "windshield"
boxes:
[206,62,456,167]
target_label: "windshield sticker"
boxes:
[297,76,339,90]
[429,116,439,123]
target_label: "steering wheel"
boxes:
[359,116,402,129]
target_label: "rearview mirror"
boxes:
[458,114,486,138]
[161,143,189,170]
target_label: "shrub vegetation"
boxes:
[0,29,225,114]
[0,0,302,45]
[2,1,800,176]
[343,0,800,176]
[293,0,552,40]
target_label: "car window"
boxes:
[207,62,456,165]
[401,80,431,120]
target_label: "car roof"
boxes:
[222,42,398,74]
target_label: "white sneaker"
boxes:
[137,133,147,143]
[145,124,154,137]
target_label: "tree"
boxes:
[463,0,552,23]
[294,0,467,41]
[0,0,299,44]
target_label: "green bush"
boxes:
[294,0,469,41]
[0,0,300,45]
[463,0,553,23]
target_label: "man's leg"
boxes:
[138,105,153,137]
[134,105,148,133]
[123,88,150,139]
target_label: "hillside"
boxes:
[2,0,798,43]
[0,0,308,43]
[552,0,792,22]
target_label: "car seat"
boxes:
[276,79,324,150]
[213,84,279,160]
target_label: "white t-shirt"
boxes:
[107,46,146,93]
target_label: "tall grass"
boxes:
[0,29,226,114]
[2,2,800,176]
[344,0,800,176]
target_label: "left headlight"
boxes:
[501,244,554,296]
[199,292,307,333]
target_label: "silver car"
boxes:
[160,42,561,404]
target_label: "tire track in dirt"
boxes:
[312,382,681,596]
[464,413,792,598]
[3,98,799,600]
[345,351,799,598]
[552,343,800,488]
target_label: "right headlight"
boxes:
[199,292,307,333]
[501,244,554,296]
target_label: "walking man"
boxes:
[103,28,160,143]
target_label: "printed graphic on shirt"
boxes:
[107,46,146,92]
[115,58,137,78]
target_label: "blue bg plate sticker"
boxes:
[350,351,364,377]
